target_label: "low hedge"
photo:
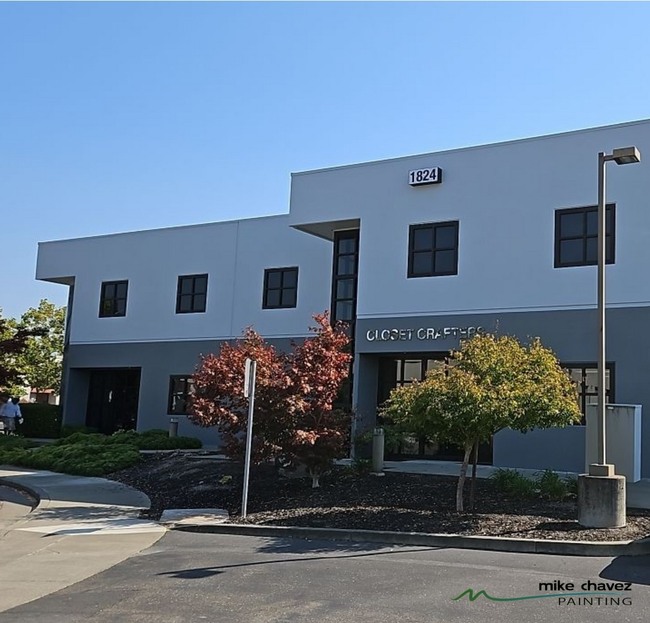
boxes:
[0,443,142,477]
[16,403,62,439]
[0,429,202,477]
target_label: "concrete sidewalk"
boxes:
[0,467,165,613]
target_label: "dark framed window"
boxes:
[99,280,128,317]
[563,363,614,425]
[331,230,359,326]
[176,274,208,314]
[168,375,195,415]
[555,204,615,268]
[263,267,298,309]
[408,221,459,278]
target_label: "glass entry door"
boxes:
[86,368,141,434]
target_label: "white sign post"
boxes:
[241,358,257,518]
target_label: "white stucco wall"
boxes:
[290,119,650,319]
[37,215,331,344]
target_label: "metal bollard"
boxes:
[372,427,385,474]
[169,418,179,438]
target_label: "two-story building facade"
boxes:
[37,119,650,475]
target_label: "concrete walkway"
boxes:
[0,467,165,613]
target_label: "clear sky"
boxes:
[2,1,650,319]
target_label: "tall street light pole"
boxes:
[593,146,641,475]
[579,145,641,529]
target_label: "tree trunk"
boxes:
[469,440,479,511]
[456,444,473,512]
[310,470,320,488]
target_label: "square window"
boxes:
[408,222,459,278]
[99,280,128,318]
[555,205,615,268]
[263,268,298,309]
[176,274,208,313]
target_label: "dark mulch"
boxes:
[108,452,650,542]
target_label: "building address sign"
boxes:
[408,166,442,186]
[365,326,483,342]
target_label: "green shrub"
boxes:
[60,425,99,438]
[490,468,537,498]
[17,403,62,439]
[536,469,570,500]
[0,441,141,476]
[0,436,35,450]
[54,429,202,450]
[0,428,201,476]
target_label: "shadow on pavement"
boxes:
[158,544,440,580]
[600,555,650,586]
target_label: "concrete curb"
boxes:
[173,522,650,557]
[0,473,48,511]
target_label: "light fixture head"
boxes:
[612,146,641,165]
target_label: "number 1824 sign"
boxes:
[408,166,442,186]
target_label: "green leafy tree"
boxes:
[14,300,66,394]
[382,334,581,511]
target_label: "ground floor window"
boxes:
[168,375,194,415]
[563,363,614,424]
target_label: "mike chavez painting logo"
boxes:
[453,579,633,606]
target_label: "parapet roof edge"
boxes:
[291,118,650,177]
[38,212,290,246]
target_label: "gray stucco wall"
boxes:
[63,337,296,446]
[354,306,650,477]
[493,427,586,473]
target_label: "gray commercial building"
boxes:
[37,119,650,475]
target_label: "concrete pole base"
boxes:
[577,474,626,528]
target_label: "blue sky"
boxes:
[2,1,650,319]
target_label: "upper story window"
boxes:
[168,375,195,415]
[408,221,459,278]
[176,274,208,314]
[555,204,615,268]
[331,230,359,325]
[99,280,128,317]
[263,267,298,309]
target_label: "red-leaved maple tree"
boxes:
[188,313,352,487]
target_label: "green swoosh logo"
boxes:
[452,588,625,602]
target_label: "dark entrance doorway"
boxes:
[377,354,493,464]
[86,369,141,434]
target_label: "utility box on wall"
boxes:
[585,404,642,482]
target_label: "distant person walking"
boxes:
[0,398,22,434]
